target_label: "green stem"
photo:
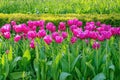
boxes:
[68,44,71,72]
[96,49,99,73]
[106,40,109,79]
[81,40,86,79]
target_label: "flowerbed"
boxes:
[0,19,120,80]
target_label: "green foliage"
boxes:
[0,0,120,14]
[0,13,120,27]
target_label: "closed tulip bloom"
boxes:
[52,32,59,40]
[77,32,86,39]
[88,31,98,40]
[70,25,78,32]
[61,32,68,39]
[44,35,52,45]
[14,34,21,42]
[73,28,82,37]
[27,21,34,28]
[1,24,11,33]
[11,21,16,26]
[77,21,82,27]
[30,40,35,49]
[37,29,46,38]
[46,22,56,32]
[13,25,23,33]
[3,32,11,39]
[96,21,101,27]
[97,34,105,41]
[27,31,36,39]
[58,22,66,31]
[70,36,77,44]
[73,19,79,25]
[67,19,74,26]
[55,36,63,43]
[92,41,100,49]
[38,20,45,27]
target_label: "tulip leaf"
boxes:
[71,54,81,71]
[23,49,31,61]
[10,56,22,71]
[10,71,26,80]
[7,46,13,62]
[92,73,106,80]
[59,72,71,80]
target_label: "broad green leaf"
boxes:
[1,54,6,66]
[92,73,106,80]
[71,54,81,71]
[7,46,13,62]
[86,61,96,76]
[109,64,115,71]
[33,59,40,80]
[33,59,39,73]
[75,67,82,79]
[59,72,71,80]
[10,72,26,80]
[55,53,62,65]
[23,49,31,61]
[10,57,22,71]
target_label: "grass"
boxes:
[0,0,120,14]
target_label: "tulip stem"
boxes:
[106,40,109,79]
[96,49,99,73]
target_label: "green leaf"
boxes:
[1,54,5,66]
[10,57,22,71]
[10,72,26,80]
[71,54,81,71]
[7,46,13,62]
[23,49,31,61]
[59,72,71,80]
[54,53,62,66]
[92,73,106,80]
[33,59,40,80]
[109,64,115,71]
[75,67,82,79]
[86,61,96,76]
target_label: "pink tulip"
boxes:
[27,31,36,39]
[22,25,29,34]
[58,22,66,31]
[73,19,79,25]
[1,24,11,33]
[28,21,34,28]
[92,41,100,49]
[38,20,45,27]
[14,34,21,42]
[61,32,68,39]
[97,34,105,41]
[11,21,16,26]
[73,28,82,37]
[13,25,23,33]
[88,31,98,40]
[67,19,74,26]
[44,35,52,45]
[77,21,82,27]
[37,29,46,38]
[55,36,63,43]
[3,32,10,39]
[30,40,35,49]
[46,22,56,32]
[96,21,101,27]
[70,36,77,44]
[70,25,77,32]
[77,32,86,39]
[52,32,59,40]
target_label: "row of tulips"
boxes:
[0,19,120,80]
[0,19,120,49]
